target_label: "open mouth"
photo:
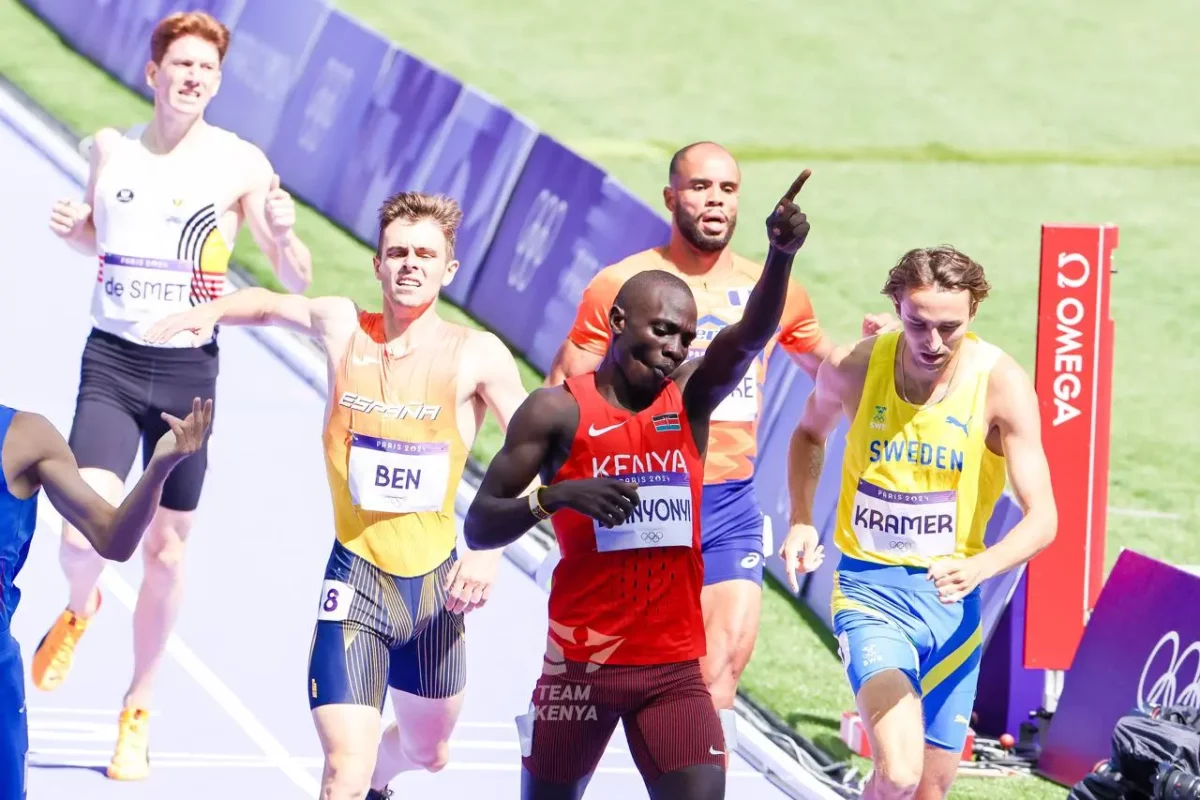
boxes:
[396,277,421,289]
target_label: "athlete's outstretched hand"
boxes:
[143,307,218,346]
[48,198,92,240]
[541,478,640,529]
[264,174,297,240]
[764,169,812,254]
[150,397,214,467]
[444,549,503,614]
[779,522,825,593]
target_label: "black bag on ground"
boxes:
[1066,706,1200,800]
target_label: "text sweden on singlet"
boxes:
[852,434,965,558]
[341,393,451,515]
[590,448,693,552]
[97,253,197,322]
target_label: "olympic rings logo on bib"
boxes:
[595,471,694,552]
[851,478,957,559]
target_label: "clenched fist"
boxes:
[49,198,92,240]
[765,169,812,254]
[264,173,296,240]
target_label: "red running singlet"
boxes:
[545,373,706,667]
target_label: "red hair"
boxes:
[150,11,230,64]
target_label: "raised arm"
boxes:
[13,401,211,562]
[975,356,1058,577]
[240,147,313,293]
[143,287,358,352]
[682,169,813,418]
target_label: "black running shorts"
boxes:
[67,327,218,512]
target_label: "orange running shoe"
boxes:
[30,588,102,691]
[108,707,151,781]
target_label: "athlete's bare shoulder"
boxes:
[825,336,875,383]
[1,411,62,494]
[462,327,516,365]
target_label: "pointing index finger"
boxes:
[780,169,812,205]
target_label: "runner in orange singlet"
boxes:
[545,141,895,712]
[147,192,530,800]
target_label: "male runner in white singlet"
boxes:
[37,10,313,781]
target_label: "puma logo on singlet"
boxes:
[945,415,971,435]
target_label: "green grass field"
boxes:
[3,1,1198,796]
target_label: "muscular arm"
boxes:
[681,245,796,418]
[14,414,176,562]
[789,332,835,380]
[545,339,604,387]
[463,389,568,550]
[787,347,855,525]
[472,332,530,434]
[974,357,1058,578]
[241,149,313,293]
[58,128,116,256]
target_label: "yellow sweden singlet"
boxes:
[323,312,470,577]
[834,331,1009,567]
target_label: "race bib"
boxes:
[850,479,957,558]
[710,362,758,423]
[316,579,354,622]
[596,471,694,552]
[347,432,450,514]
[93,253,194,322]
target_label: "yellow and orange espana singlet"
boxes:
[566,247,824,485]
[322,311,471,578]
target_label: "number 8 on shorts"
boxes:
[316,580,354,622]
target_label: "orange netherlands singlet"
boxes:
[545,374,706,666]
[322,311,470,578]
[565,247,823,485]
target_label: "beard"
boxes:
[676,207,736,253]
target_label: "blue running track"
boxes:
[0,91,794,798]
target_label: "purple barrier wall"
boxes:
[465,134,668,374]
[266,10,394,213]
[21,0,99,53]
[1038,550,1200,786]
[203,0,331,152]
[404,88,539,307]
[324,49,464,243]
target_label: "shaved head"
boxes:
[614,270,693,318]
[664,142,741,252]
[668,141,738,182]
[606,270,697,392]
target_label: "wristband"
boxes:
[528,488,551,521]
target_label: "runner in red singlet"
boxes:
[463,170,815,799]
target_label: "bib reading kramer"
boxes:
[835,332,1008,568]
[323,312,471,578]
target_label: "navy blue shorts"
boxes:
[307,541,467,710]
[700,479,767,587]
[0,630,28,799]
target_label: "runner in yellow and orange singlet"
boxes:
[147,192,530,800]
[545,141,897,714]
